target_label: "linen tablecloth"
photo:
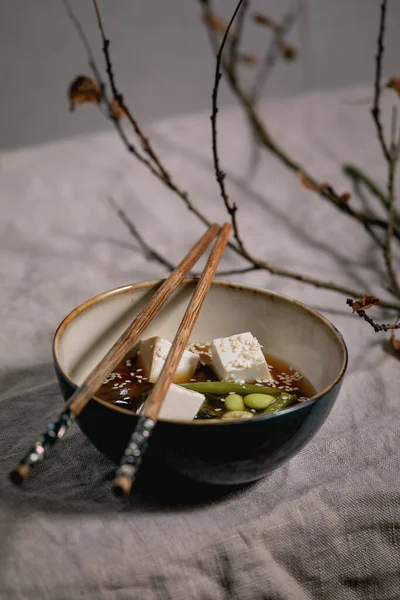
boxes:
[1,85,399,599]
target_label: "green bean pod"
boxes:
[181,382,281,396]
[262,393,297,414]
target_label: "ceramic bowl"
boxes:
[53,279,348,485]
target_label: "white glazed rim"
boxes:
[53,279,348,425]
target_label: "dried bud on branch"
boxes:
[298,170,329,193]
[110,98,126,120]
[252,13,275,29]
[346,298,400,333]
[338,192,351,204]
[351,296,380,312]
[386,76,400,97]
[68,75,102,111]
[203,10,232,38]
[298,171,350,203]
[278,41,297,61]
[238,53,258,66]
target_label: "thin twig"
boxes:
[212,29,395,246]
[250,3,299,103]
[346,299,400,331]
[62,0,164,176]
[199,3,393,244]
[61,0,102,85]
[211,0,248,254]
[108,197,258,277]
[371,0,391,163]
[228,0,249,74]
[92,0,176,184]
[390,105,398,156]
[343,164,386,209]
[108,198,175,271]
[64,0,213,228]
[384,157,400,295]
[343,164,400,237]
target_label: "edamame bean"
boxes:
[224,394,245,411]
[221,410,254,420]
[244,393,276,410]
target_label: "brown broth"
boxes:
[96,343,316,419]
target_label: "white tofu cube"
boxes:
[157,384,205,422]
[138,337,199,383]
[211,332,272,383]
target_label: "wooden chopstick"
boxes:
[112,222,232,497]
[9,224,220,486]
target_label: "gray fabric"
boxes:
[1,85,399,599]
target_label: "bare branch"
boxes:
[250,3,299,103]
[65,0,213,230]
[91,0,178,184]
[383,157,400,296]
[344,164,400,239]
[371,0,391,163]
[201,9,400,254]
[65,0,400,314]
[61,0,102,86]
[211,0,248,254]
[62,0,165,177]
[346,298,400,331]
[228,0,250,74]
[390,105,398,156]
[108,198,175,272]
[369,0,400,297]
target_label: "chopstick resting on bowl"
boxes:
[9,223,221,486]
[112,223,232,497]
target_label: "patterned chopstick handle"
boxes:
[112,415,155,497]
[9,409,76,484]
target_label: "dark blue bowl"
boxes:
[53,280,348,485]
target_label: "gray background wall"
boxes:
[1,0,399,151]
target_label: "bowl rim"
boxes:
[53,278,348,426]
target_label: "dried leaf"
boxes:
[202,10,230,37]
[338,192,351,203]
[351,296,380,312]
[298,170,329,193]
[110,98,126,120]
[238,53,258,66]
[68,75,102,111]
[386,76,400,98]
[390,329,400,353]
[252,13,274,28]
